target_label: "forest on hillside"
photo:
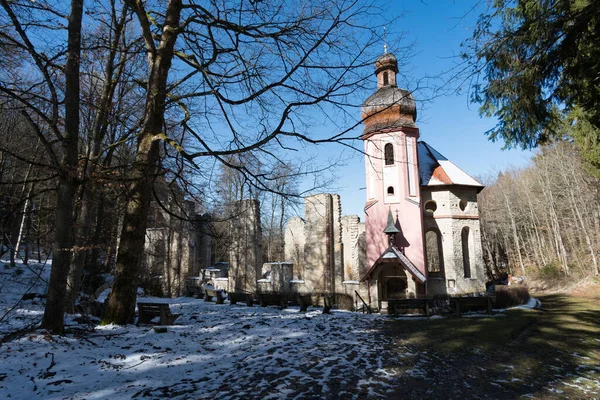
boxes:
[478,142,600,281]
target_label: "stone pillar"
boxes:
[332,194,343,296]
[284,216,305,278]
[342,215,365,281]
[228,199,262,294]
[303,194,333,294]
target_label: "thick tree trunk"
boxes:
[65,8,128,312]
[40,0,83,335]
[103,0,182,325]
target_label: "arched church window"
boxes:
[462,226,471,278]
[425,230,444,276]
[387,186,394,195]
[383,71,389,86]
[384,143,394,165]
[459,199,468,211]
[424,200,437,213]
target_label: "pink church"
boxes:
[360,51,487,308]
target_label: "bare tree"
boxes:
[103,0,386,324]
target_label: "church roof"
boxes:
[360,245,426,284]
[418,141,484,191]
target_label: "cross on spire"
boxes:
[383,26,387,54]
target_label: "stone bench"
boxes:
[137,302,181,325]
[388,298,432,316]
[452,296,494,316]
[204,288,225,304]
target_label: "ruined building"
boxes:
[142,184,212,297]
[284,194,367,304]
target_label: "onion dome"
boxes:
[361,52,417,136]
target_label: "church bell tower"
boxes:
[361,50,427,287]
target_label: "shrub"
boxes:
[540,261,561,279]
[493,285,530,308]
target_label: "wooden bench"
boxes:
[452,296,494,316]
[229,292,254,306]
[204,288,225,304]
[388,298,432,316]
[137,302,181,325]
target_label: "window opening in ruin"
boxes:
[384,143,394,165]
[459,199,468,211]
[383,71,389,86]
[424,200,437,213]
[425,230,443,275]
[387,186,394,195]
[462,226,471,278]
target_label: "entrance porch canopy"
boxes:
[360,245,426,283]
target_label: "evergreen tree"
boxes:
[464,0,600,169]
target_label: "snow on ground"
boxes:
[1,260,596,400]
[0,261,404,399]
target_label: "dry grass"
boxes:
[376,287,600,399]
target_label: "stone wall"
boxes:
[284,194,367,308]
[284,216,305,278]
[144,228,192,297]
[228,199,262,294]
[194,214,213,276]
[341,215,366,281]
[256,262,294,294]
[303,194,334,293]
[422,187,486,295]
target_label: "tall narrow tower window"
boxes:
[384,143,394,165]
[406,137,416,196]
[383,72,389,86]
[462,227,471,278]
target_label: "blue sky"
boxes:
[327,0,533,218]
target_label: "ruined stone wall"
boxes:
[284,216,305,278]
[331,194,343,295]
[228,199,262,294]
[143,228,192,297]
[257,262,294,293]
[341,215,367,281]
[303,194,333,293]
[194,214,213,276]
[282,194,370,308]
